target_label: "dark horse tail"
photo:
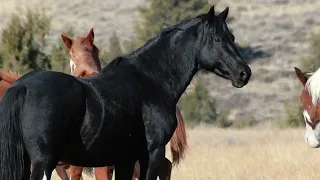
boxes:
[170,107,188,166]
[0,85,27,180]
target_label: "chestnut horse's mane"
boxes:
[306,67,320,106]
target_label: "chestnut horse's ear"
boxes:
[207,5,215,16]
[61,34,72,50]
[85,28,94,47]
[294,67,308,86]
[218,7,229,21]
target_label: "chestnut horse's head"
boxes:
[295,67,320,148]
[61,28,101,76]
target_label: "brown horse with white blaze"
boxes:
[295,67,320,148]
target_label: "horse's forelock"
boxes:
[306,68,320,106]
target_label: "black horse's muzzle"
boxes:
[235,65,251,87]
[213,61,251,88]
[230,64,251,88]
[213,63,251,88]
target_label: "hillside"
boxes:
[0,0,320,123]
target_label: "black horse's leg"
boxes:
[22,151,31,180]
[114,161,136,180]
[30,156,59,180]
[139,103,177,180]
[139,146,166,180]
[23,121,66,180]
[158,158,172,180]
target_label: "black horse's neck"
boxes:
[128,19,203,102]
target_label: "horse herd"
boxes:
[0,4,315,180]
[0,28,187,180]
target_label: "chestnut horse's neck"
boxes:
[70,45,101,77]
[73,65,99,77]
[80,45,101,71]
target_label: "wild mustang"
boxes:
[61,28,188,180]
[295,67,320,148]
[0,5,251,180]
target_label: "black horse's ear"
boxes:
[207,5,215,16]
[218,7,229,21]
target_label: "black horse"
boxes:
[0,5,251,180]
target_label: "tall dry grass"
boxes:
[52,127,320,180]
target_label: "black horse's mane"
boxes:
[131,14,205,54]
[101,14,209,73]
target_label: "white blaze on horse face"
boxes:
[42,172,47,180]
[303,110,320,148]
[303,110,312,123]
[70,59,76,73]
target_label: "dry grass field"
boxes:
[52,127,320,180]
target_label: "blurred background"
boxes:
[0,0,320,179]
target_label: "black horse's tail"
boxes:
[0,85,27,180]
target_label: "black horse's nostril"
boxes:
[239,71,247,81]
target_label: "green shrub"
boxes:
[0,8,52,73]
[179,77,232,128]
[232,115,258,129]
[279,101,304,128]
[215,111,233,128]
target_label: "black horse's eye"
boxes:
[214,36,220,42]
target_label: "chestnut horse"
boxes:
[0,28,188,180]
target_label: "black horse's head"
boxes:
[197,6,251,88]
